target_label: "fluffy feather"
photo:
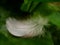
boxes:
[6,15,48,37]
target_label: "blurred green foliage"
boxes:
[0,0,60,45]
[49,12,60,27]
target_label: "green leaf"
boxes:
[0,31,54,45]
[49,12,60,27]
[20,0,40,12]
[20,0,32,12]
[33,3,53,16]
[29,2,40,12]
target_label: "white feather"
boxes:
[6,15,48,37]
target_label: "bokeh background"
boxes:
[0,0,60,45]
